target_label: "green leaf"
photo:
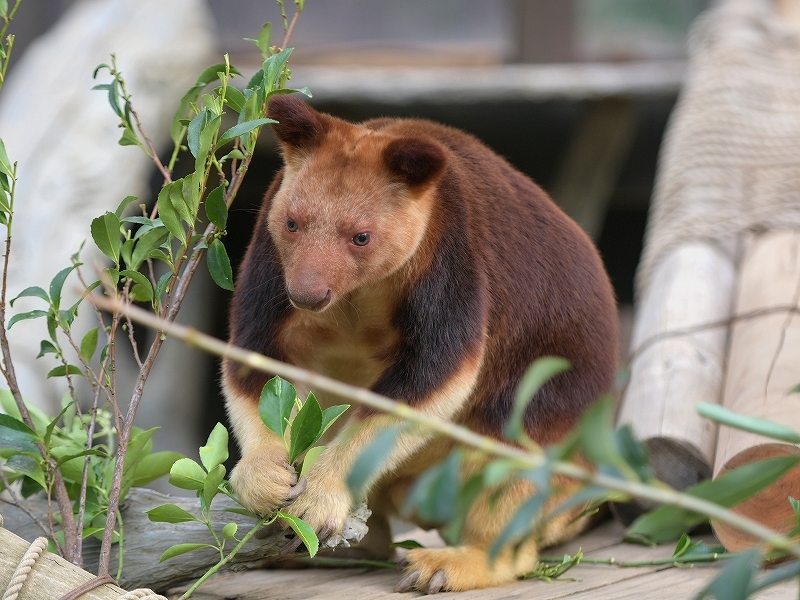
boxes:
[183,174,201,221]
[79,327,99,363]
[506,357,571,440]
[170,63,234,146]
[49,265,77,311]
[222,149,245,161]
[347,425,403,498]
[615,424,652,482]
[118,128,139,146]
[46,364,84,379]
[169,178,192,225]
[44,401,74,448]
[169,457,207,491]
[4,454,46,489]
[695,549,758,600]
[91,212,122,264]
[288,393,323,465]
[222,522,238,540]
[0,414,39,455]
[223,86,247,113]
[207,239,234,291]
[256,22,272,60]
[0,391,49,434]
[299,445,325,478]
[224,507,260,519]
[259,376,298,439]
[159,543,216,563]
[129,226,169,271]
[320,404,349,438]
[204,185,228,230]
[390,540,425,550]
[114,195,138,218]
[697,402,800,444]
[146,503,199,524]
[263,48,293,92]
[120,270,154,303]
[199,115,222,170]
[10,286,49,306]
[218,118,277,145]
[124,427,159,472]
[199,422,229,471]
[203,463,226,509]
[0,137,12,178]
[7,310,48,329]
[187,109,211,158]
[576,395,636,479]
[278,511,319,557]
[626,455,800,544]
[402,451,461,524]
[439,472,484,546]
[36,340,58,358]
[154,272,172,306]
[157,183,186,245]
[131,451,183,487]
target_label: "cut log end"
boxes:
[712,443,800,553]
[611,437,712,526]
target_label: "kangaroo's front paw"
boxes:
[281,471,352,547]
[229,446,298,516]
[395,545,537,594]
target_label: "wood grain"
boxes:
[714,230,800,552]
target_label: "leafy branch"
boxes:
[91,295,800,568]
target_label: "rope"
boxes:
[2,537,48,600]
[636,0,800,298]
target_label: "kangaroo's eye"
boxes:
[286,219,299,232]
[352,232,371,246]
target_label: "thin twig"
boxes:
[91,296,800,561]
[282,7,302,49]
[628,304,800,362]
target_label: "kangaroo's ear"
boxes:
[382,137,447,186]
[268,95,328,152]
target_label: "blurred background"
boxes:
[3,0,713,471]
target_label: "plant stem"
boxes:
[179,516,272,599]
[537,553,734,567]
[91,297,800,562]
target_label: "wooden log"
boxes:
[614,242,735,524]
[1,488,370,593]
[0,526,128,600]
[712,229,800,552]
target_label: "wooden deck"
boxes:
[166,519,798,599]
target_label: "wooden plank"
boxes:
[169,520,677,600]
[290,61,685,105]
